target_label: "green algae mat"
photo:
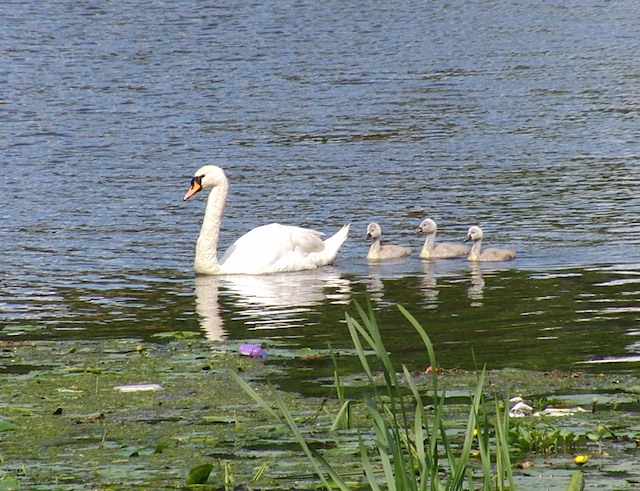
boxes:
[1,337,640,490]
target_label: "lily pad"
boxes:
[186,463,213,485]
[0,420,19,432]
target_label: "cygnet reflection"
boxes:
[468,262,485,304]
[364,260,420,305]
[365,263,385,302]
[420,260,439,304]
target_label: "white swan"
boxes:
[184,165,350,275]
[417,218,469,259]
[365,223,411,260]
[464,226,516,262]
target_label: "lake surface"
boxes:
[3,0,640,381]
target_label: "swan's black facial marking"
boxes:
[184,175,205,201]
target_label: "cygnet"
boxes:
[365,223,411,260]
[417,218,469,259]
[464,226,516,262]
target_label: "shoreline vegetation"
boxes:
[1,304,639,490]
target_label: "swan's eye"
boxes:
[191,175,203,186]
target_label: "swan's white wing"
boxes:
[218,223,328,274]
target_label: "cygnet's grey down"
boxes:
[417,218,469,259]
[365,223,411,260]
[464,226,516,262]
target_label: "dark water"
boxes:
[3,1,640,377]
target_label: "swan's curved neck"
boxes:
[468,238,483,260]
[194,179,228,275]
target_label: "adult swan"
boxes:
[183,165,350,275]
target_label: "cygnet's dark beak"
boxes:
[365,233,372,241]
[464,235,471,243]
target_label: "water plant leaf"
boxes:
[323,445,359,457]
[152,330,200,339]
[566,471,585,491]
[186,463,213,485]
[0,420,19,432]
[0,476,21,490]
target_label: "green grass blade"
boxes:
[447,368,486,490]
[359,433,382,491]
[494,396,514,490]
[397,304,438,384]
[353,299,400,388]
[228,370,280,420]
[475,411,493,490]
[233,302,519,491]
[330,401,351,431]
[346,312,376,385]
[402,365,430,490]
[231,370,348,491]
[270,387,350,491]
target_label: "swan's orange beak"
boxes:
[183,177,203,201]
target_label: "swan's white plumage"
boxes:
[465,226,516,262]
[184,165,349,275]
[365,222,411,260]
[218,224,330,273]
[417,218,469,259]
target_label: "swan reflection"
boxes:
[194,269,351,338]
[194,275,226,341]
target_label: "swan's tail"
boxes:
[319,224,350,265]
